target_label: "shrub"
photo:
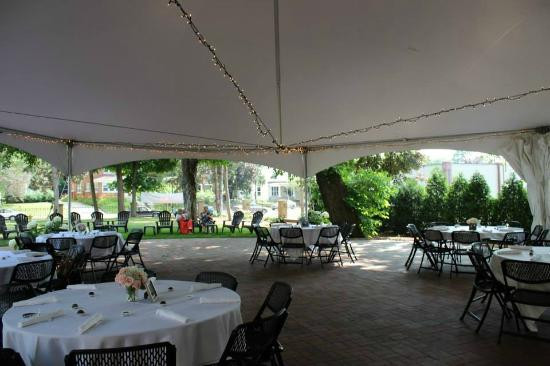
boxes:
[385,178,425,234]
[492,175,531,229]
[445,174,468,224]
[307,210,331,225]
[421,169,448,224]
[463,172,491,224]
[22,189,54,203]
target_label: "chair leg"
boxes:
[418,251,426,274]
[476,292,494,333]
[498,306,507,344]
[405,245,416,267]
[249,243,259,263]
[460,287,477,321]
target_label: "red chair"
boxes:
[178,219,193,234]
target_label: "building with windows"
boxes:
[70,170,117,199]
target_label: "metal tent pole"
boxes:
[303,151,309,219]
[67,142,73,231]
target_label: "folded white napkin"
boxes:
[155,309,188,323]
[13,296,58,307]
[509,245,531,251]
[17,309,64,328]
[189,282,222,293]
[67,284,97,290]
[78,313,104,334]
[199,297,239,304]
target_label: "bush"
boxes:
[307,210,331,225]
[463,172,491,224]
[445,174,468,224]
[385,178,425,234]
[22,189,54,203]
[421,169,448,223]
[492,175,531,229]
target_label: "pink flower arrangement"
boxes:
[115,266,148,291]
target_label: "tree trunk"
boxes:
[52,167,60,213]
[116,165,125,212]
[223,165,231,220]
[213,165,221,215]
[180,159,199,220]
[316,168,363,237]
[88,170,99,212]
[130,162,138,217]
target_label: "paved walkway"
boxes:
[139,237,550,365]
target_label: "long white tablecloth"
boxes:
[2,280,242,365]
[270,224,341,246]
[489,247,550,331]
[428,225,524,242]
[0,250,53,286]
[36,231,125,254]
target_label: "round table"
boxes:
[489,246,550,331]
[270,224,340,246]
[36,230,125,254]
[0,250,53,286]
[428,225,524,242]
[2,280,242,365]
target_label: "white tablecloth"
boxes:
[2,280,242,366]
[0,250,53,286]
[36,231,125,254]
[490,247,550,331]
[428,225,524,242]
[270,225,341,246]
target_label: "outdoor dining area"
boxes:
[2,0,550,364]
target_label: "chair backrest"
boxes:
[157,211,172,224]
[535,229,549,246]
[57,245,86,285]
[530,225,543,241]
[501,260,550,285]
[251,211,263,225]
[468,244,497,285]
[255,226,276,244]
[254,281,292,322]
[279,227,304,244]
[64,342,177,366]
[14,214,29,230]
[423,229,444,243]
[317,226,339,245]
[49,212,63,222]
[219,309,288,365]
[452,230,480,244]
[502,231,527,246]
[0,214,7,231]
[91,211,103,224]
[125,230,143,251]
[232,211,245,226]
[195,271,238,291]
[71,212,81,225]
[15,234,35,249]
[10,259,55,285]
[47,237,77,252]
[339,222,355,243]
[90,235,118,258]
[118,210,130,223]
[0,348,26,366]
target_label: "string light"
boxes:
[167,0,279,147]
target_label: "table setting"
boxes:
[2,277,242,365]
[427,224,524,242]
[0,250,52,286]
[35,230,125,253]
[270,224,341,246]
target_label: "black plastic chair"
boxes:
[451,231,481,274]
[533,229,550,246]
[0,215,17,239]
[222,211,245,233]
[242,211,264,233]
[91,211,105,230]
[64,342,177,366]
[156,211,173,234]
[405,224,423,269]
[278,227,310,265]
[51,245,87,290]
[499,260,550,343]
[422,230,455,276]
[14,214,29,233]
[15,233,34,250]
[84,235,119,283]
[460,243,507,333]
[340,223,358,263]
[117,230,146,269]
[113,211,130,233]
[529,225,543,243]
[195,271,238,291]
[0,348,25,366]
[46,237,76,258]
[496,231,527,249]
[309,226,342,266]
[251,227,280,267]
[10,259,55,293]
[217,309,288,366]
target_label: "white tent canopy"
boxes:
[1,0,550,224]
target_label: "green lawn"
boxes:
[0,216,255,247]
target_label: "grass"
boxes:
[0,216,255,247]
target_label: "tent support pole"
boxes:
[303,150,309,219]
[273,0,283,145]
[67,141,73,231]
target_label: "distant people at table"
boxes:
[176,208,193,234]
[200,206,214,228]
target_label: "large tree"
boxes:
[180,159,199,220]
[88,170,99,212]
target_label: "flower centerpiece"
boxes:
[25,220,40,239]
[8,239,19,251]
[466,218,479,231]
[75,222,88,234]
[115,266,148,302]
[44,216,63,234]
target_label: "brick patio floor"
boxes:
[139,237,550,365]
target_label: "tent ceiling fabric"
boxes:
[1,0,550,176]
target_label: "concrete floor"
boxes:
[139,236,550,366]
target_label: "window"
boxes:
[76,183,82,193]
[271,186,279,197]
[287,187,294,198]
[256,186,261,196]
[102,183,117,193]
[85,183,91,192]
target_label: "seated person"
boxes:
[176,209,192,234]
[199,206,214,228]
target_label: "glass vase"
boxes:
[126,287,137,302]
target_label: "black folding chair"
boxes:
[64,342,176,366]
[405,224,424,269]
[217,309,289,366]
[84,235,119,283]
[496,231,527,249]
[51,245,87,290]
[222,211,245,233]
[460,243,508,333]
[251,227,280,267]
[309,226,342,266]
[421,229,454,276]
[278,227,310,265]
[0,348,25,366]
[195,271,238,291]
[242,211,264,233]
[499,260,550,343]
[46,237,77,261]
[528,225,543,244]
[117,230,146,269]
[340,223,358,263]
[451,231,481,274]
